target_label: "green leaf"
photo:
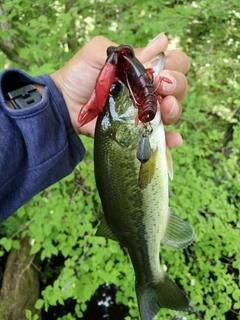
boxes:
[30,242,41,255]
[25,309,32,319]
[232,289,240,302]
[0,237,12,252]
[12,239,20,250]
[35,299,44,310]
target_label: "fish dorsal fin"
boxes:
[96,217,118,242]
[166,147,173,180]
[163,210,194,250]
[138,150,157,189]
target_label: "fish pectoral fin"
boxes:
[166,147,173,180]
[95,217,118,242]
[136,272,189,320]
[162,209,194,250]
[138,150,157,189]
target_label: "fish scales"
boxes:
[95,121,166,281]
[94,75,194,319]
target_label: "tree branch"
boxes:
[0,37,31,68]
[65,0,78,53]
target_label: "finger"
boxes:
[165,131,183,149]
[135,33,168,64]
[161,96,182,125]
[155,70,188,101]
[165,50,190,75]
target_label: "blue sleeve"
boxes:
[0,68,86,222]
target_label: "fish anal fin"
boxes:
[138,150,157,189]
[96,217,118,242]
[163,209,194,250]
[166,147,173,180]
[136,272,189,320]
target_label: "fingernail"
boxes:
[162,73,177,93]
[169,99,179,118]
[146,32,165,47]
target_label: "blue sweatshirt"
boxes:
[0,69,86,222]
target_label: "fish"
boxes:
[93,58,194,320]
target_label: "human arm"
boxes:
[0,70,85,222]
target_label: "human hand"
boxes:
[51,33,190,148]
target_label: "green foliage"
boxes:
[1,0,240,319]
[25,309,40,320]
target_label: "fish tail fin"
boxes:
[136,273,189,320]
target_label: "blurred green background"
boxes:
[0,0,239,319]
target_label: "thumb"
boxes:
[77,36,118,68]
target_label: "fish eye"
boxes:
[109,81,123,97]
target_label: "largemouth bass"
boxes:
[94,65,194,320]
